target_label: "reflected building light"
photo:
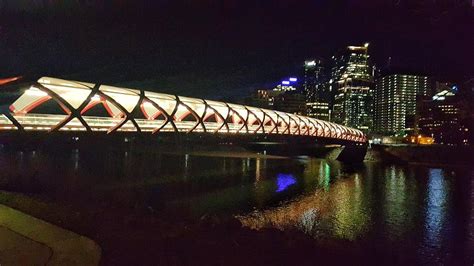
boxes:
[17,151,25,165]
[319,161,331,191]
[425,168,448,245]
[276,173,296,192]
[353,173,363,204]
[72,149,79,170]
[299,208,318,234]
[185,154,189,170]
[184,153,189,179]
[384,165,409,240]
[318,161,324,187]
[255,158,261,182]
[469,173,474,249]
[389,165,396,183]
[324,163,330,191]
[354,173,360,189]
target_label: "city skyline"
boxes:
[251,42,472,138]
[1,0,472,100]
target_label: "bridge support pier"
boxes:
[336,143,368,164]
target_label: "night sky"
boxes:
[0,0,472,99]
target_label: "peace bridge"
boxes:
[0,77,367,162]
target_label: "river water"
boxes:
[0,147,472,264]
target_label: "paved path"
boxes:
[0,204,101,265]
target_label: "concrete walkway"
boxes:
[0,204,101,265]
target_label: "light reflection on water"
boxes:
[469,171,474,256]
[240,164,373,241]
[275,174,296,192]
[0,148,472,263]
[425,169,448,246]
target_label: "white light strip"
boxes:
[25,87,48,97]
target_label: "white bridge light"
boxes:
[91,95,101,101]
[25,87,48,97]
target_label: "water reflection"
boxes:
[240,163,372,240]
[72,149,79,171]
[382,165,418,241]
[424,169,448,246]
[320,161,330,191]
[255,158,261,182]
[275,174,296,192]
[184,154,189,178]
[469,172,474,257]
[0,148,472,262]
[239,161,473,263]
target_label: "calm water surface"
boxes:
[0,147,472,263]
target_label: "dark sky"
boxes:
[0,0,473,99]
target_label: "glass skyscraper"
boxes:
[303,59,330,120]
[331,44,373,132]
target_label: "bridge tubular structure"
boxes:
[0,77,366,143]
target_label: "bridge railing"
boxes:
[0,77,366,142]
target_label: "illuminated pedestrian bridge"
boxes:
[0,77,366,143]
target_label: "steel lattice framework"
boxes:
[0,77,366,142]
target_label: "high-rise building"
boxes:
[248,89,281,108]
[374,73,430,135]
[304,60,330,120]
[272,78,305,114]
[306,102,330,120]
[417,87,471,145]
[247,78,306,115]
[331,43,373,132]
[273,77,298,92]
[273,91,306,115]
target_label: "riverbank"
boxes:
[0,203,100,265]
[365,144,473,166]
